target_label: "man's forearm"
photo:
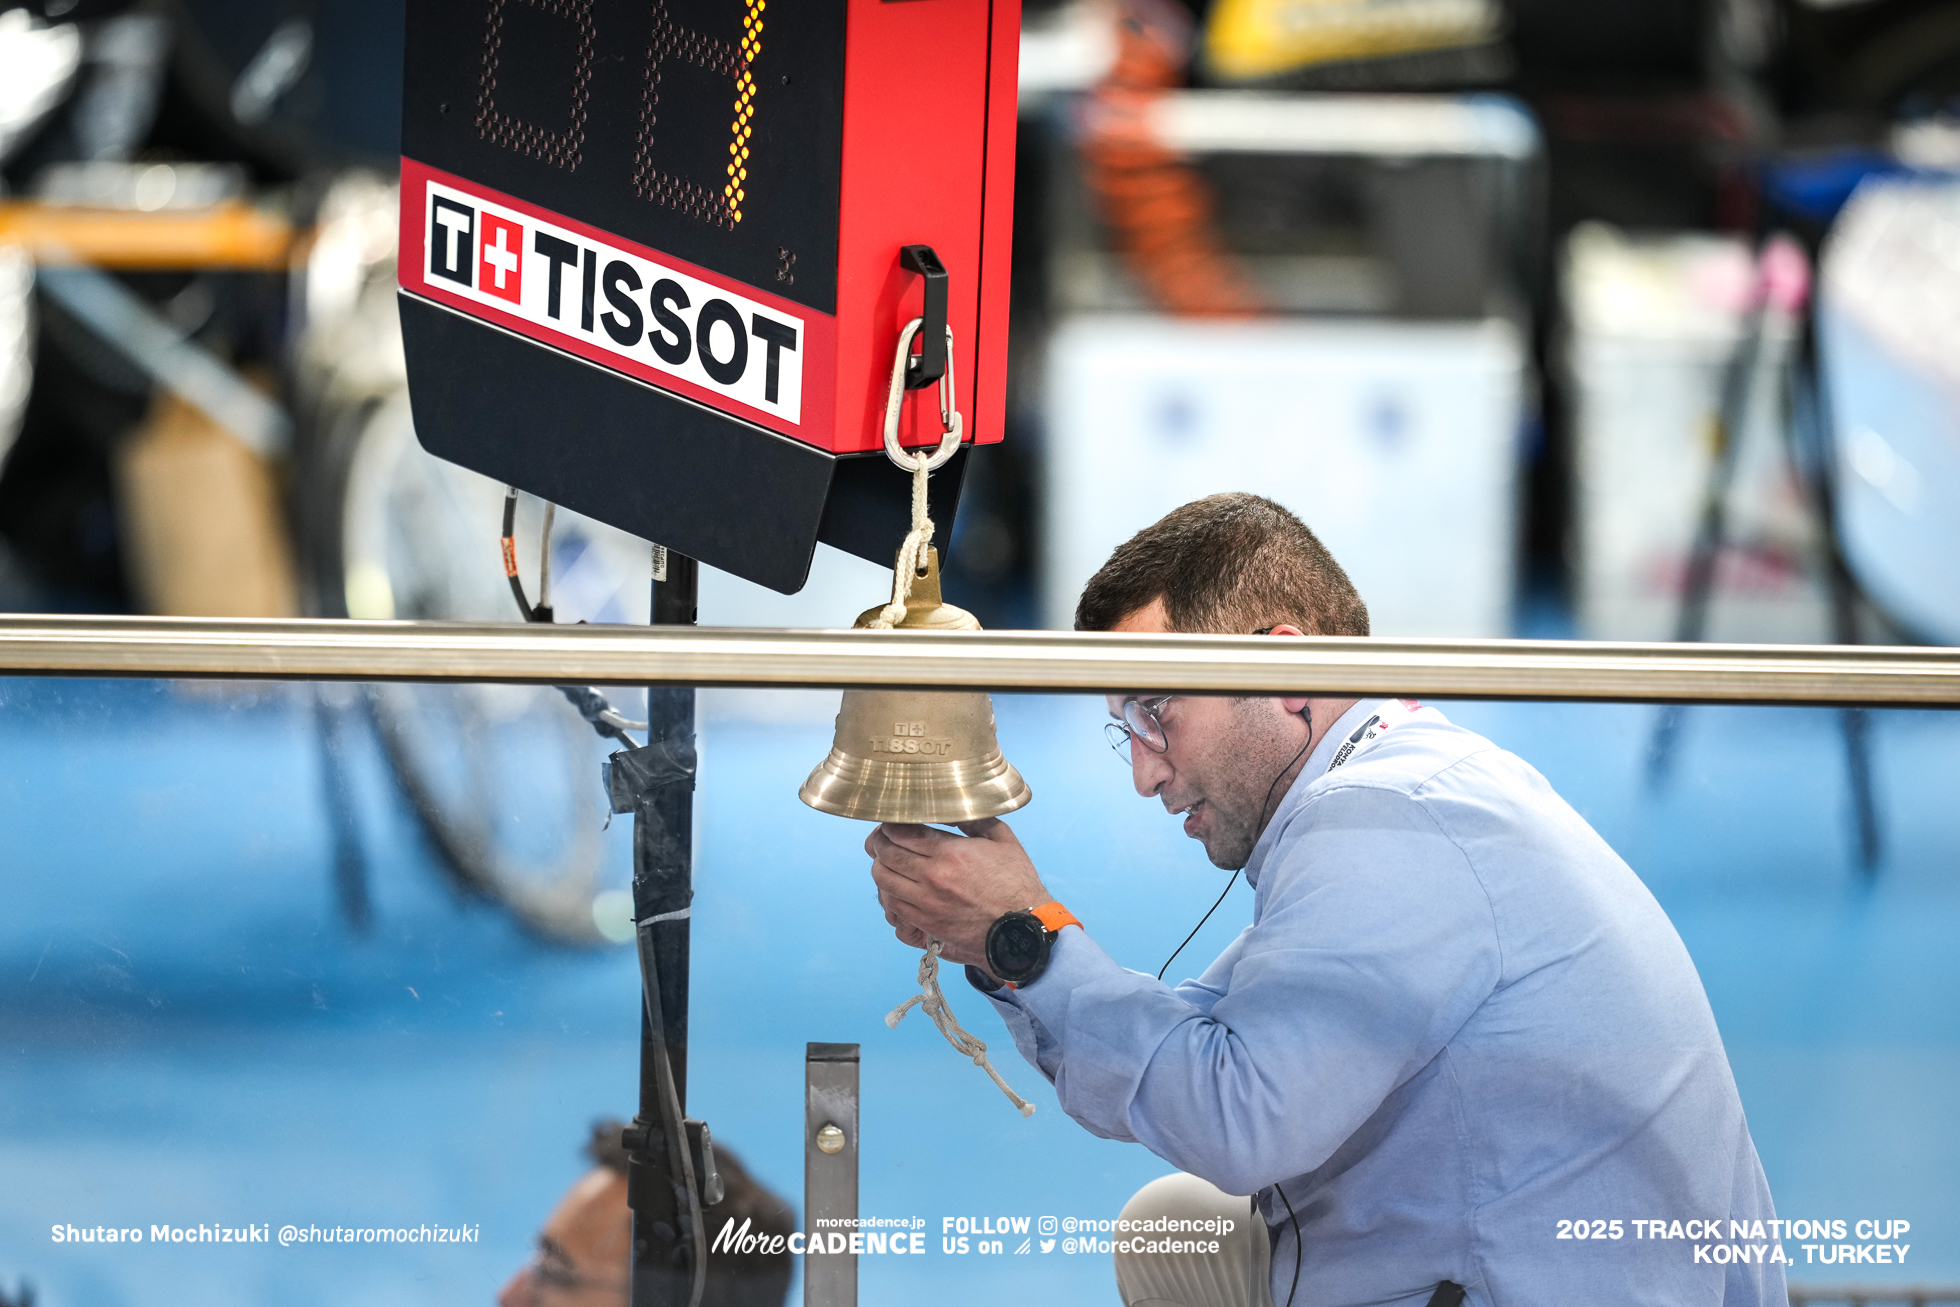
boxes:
[992,915,1495,1195]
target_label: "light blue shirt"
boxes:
[988,700,1781,1307]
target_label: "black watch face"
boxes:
[988,914,1047,980]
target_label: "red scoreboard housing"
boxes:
[398,0,1019,593]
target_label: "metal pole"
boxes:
[630,554,701,1306]
[805,1043,861,1307]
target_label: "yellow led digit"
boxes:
[723,0,765,223]
[634,0,766,229]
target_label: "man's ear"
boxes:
[1261,627,1311,717]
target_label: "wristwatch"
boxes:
[983,902,1080,988]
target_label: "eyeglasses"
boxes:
[517,1242,629,1301]
[1105,694,1177,765]
[1103,631,1281,765]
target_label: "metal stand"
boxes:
[1646,284,1768,788]
[1804,310,1883,876]
[1644,263,1883,876]
[805,1043,860,1307]
[625,555,707,1306]
[312,685,371,932]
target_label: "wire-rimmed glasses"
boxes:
[1105,694,1177,765]
[514,1241,629,1301]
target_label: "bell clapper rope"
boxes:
[871,317,1035,1118]
[888,941,1036,1117]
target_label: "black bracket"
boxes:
[899,244,948,390]
[622,1116,722,1209]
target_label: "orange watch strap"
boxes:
[1031,901,1080,933]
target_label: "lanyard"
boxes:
[1323,699,1444,774]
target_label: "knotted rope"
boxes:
[865,450,934,631]
[887,940,1036,1117]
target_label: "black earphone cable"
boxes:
[1154,702,1317,1307]
[1261,710,1315,1307]
[1276,1181,1303,1307]
[1156,869,1238,981]
[1156,705,1315,981]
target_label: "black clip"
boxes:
[899,244,947,390]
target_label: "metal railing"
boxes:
[0,615,1958,704]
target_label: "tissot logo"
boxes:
[429,196,475,286]
[414,176,805,423]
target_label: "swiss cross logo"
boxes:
[478,214,524,304]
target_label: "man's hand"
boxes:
[867,818,1049,967]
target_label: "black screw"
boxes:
[780,75,791,86]
[438,102,449,114]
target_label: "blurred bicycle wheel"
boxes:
[293,173,650,947]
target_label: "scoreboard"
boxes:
[397,0,1019,592]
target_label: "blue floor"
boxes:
[1,679,1956,1304]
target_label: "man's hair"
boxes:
[1075,494,1369,636]
[586,1119,795,1307]
[587,1118,632,1177]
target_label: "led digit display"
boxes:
[405,0,844,312]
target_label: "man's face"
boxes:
[497,1168,631,1307]
[1107,600,1310,871]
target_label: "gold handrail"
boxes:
[1,615,1956,705]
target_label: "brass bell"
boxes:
[799,549,1032,823]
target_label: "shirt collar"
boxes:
[1243,698,1388,890]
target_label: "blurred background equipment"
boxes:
[1043,315,1524,633]
[114,386,297,617]
[1202,0,1509,89]
[1817,174,1960,647]
[0,8,81,163]
[1002,0,1960,649]
[1562,223,1829,642]
[1033,0,1538,634]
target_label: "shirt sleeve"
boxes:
[982,986,1074,1096]
[1006,782,1502,1195]
[1171,925,1252,1015]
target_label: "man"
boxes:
[498,1120,793,1307]
[868,494,1781,1307]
